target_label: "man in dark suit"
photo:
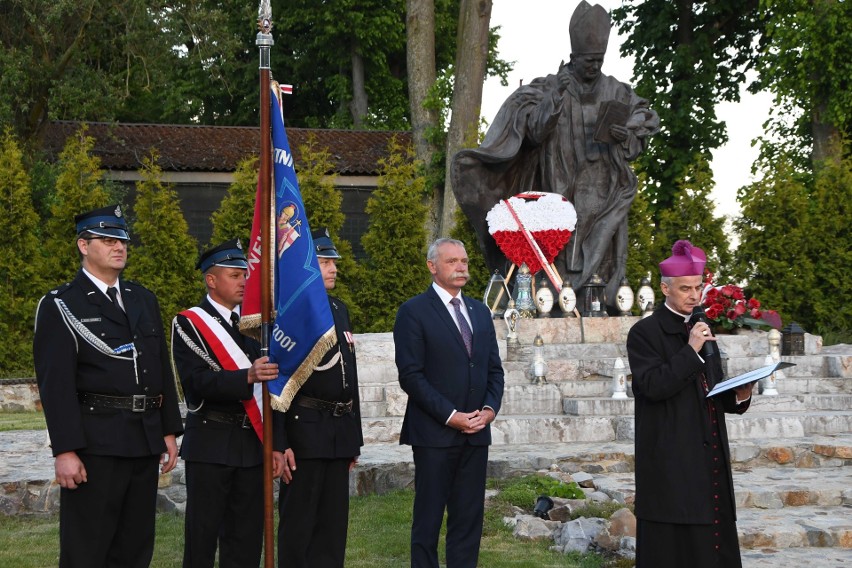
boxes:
[171,239,285,568]
[34,204,184,568]
[277,229,363,568]
[627,240,754,568]
[394,237,505,568]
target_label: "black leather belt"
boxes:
[294,395,353,417]
[78,392,163,413]
[194,408,253,429]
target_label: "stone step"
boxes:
[506,343,627,362]
[726,411,852,440]
[737,505,852,550]
[742,547,852,567]
[735,467,852,510]
[563,395,852,417]
[356,357,847,391]
[782,377,852,395]
[356,434,852,473]
[360,410,852,445]
[358,379,850,420]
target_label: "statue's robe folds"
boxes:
[452,68,659,309]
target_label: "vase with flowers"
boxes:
[701,271,782,332]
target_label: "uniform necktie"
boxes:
[107,286,124,313]
[450,297,473,356]
[230,312,246,349]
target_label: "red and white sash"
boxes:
[180,307,263,441]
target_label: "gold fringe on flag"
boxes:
[269,326,338,412]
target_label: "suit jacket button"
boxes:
[469,362,474,368]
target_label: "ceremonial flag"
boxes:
[242,81,336,412]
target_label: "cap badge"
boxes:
[115,205,123,218]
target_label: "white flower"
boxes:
[486,192,577,234]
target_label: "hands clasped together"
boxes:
[447,408,496,435]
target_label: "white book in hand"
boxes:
[706,362,796,398]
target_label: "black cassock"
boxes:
[627,305,751,568]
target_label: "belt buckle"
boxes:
[132,394,146,412]
[241,414,253,429]
[332,402,349,417]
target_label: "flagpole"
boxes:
[256,2,275,566]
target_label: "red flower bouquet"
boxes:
[702,272,782,331]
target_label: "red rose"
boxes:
[705,305,722,320]
[731,287,745,301]
[749,308,761,318]
[747,298,761,309]
[734,303,747,316]
[721,285,737,297]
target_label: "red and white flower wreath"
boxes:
[486,192,577,274]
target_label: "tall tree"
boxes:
[357,137,430,332]
[210,156,259,248]
[612,0,762,215]
[40,126,111,286]
[730,155,815,330]
[439,0,492,237]
[1,1,182,141]
[626,174,657,299]
[406,0,440,179]
[297,135,361,323]
[124,153,201,331]
[655,158,730,275]
[806,148,852,334]
[0,128,44,376]
[752,0,852,167]
[274,0,410,129]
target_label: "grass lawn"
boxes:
[0,412,627,566]
[0,488,619,567]
[0,410,46,432]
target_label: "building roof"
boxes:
[39,121,413,175]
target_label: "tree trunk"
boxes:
[350,39,368,129]
[406,0,442,241]
[442,0,492,236]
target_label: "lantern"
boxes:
[611,357,628,399]
[531,334,547,384]
[483,269,511,319]
[581,273,607,317]
[781,322,805,356]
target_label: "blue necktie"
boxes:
[450,297,473,357]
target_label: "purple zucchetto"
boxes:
[659,240,706,277]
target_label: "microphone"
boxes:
[690,306,717,358]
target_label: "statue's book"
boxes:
[706,361,796,398]
[594,100,631,144]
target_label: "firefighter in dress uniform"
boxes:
[171,239,286,568]
[277,229,364,568]
[34,205,184,568]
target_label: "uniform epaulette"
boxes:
[47,281,74,297]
